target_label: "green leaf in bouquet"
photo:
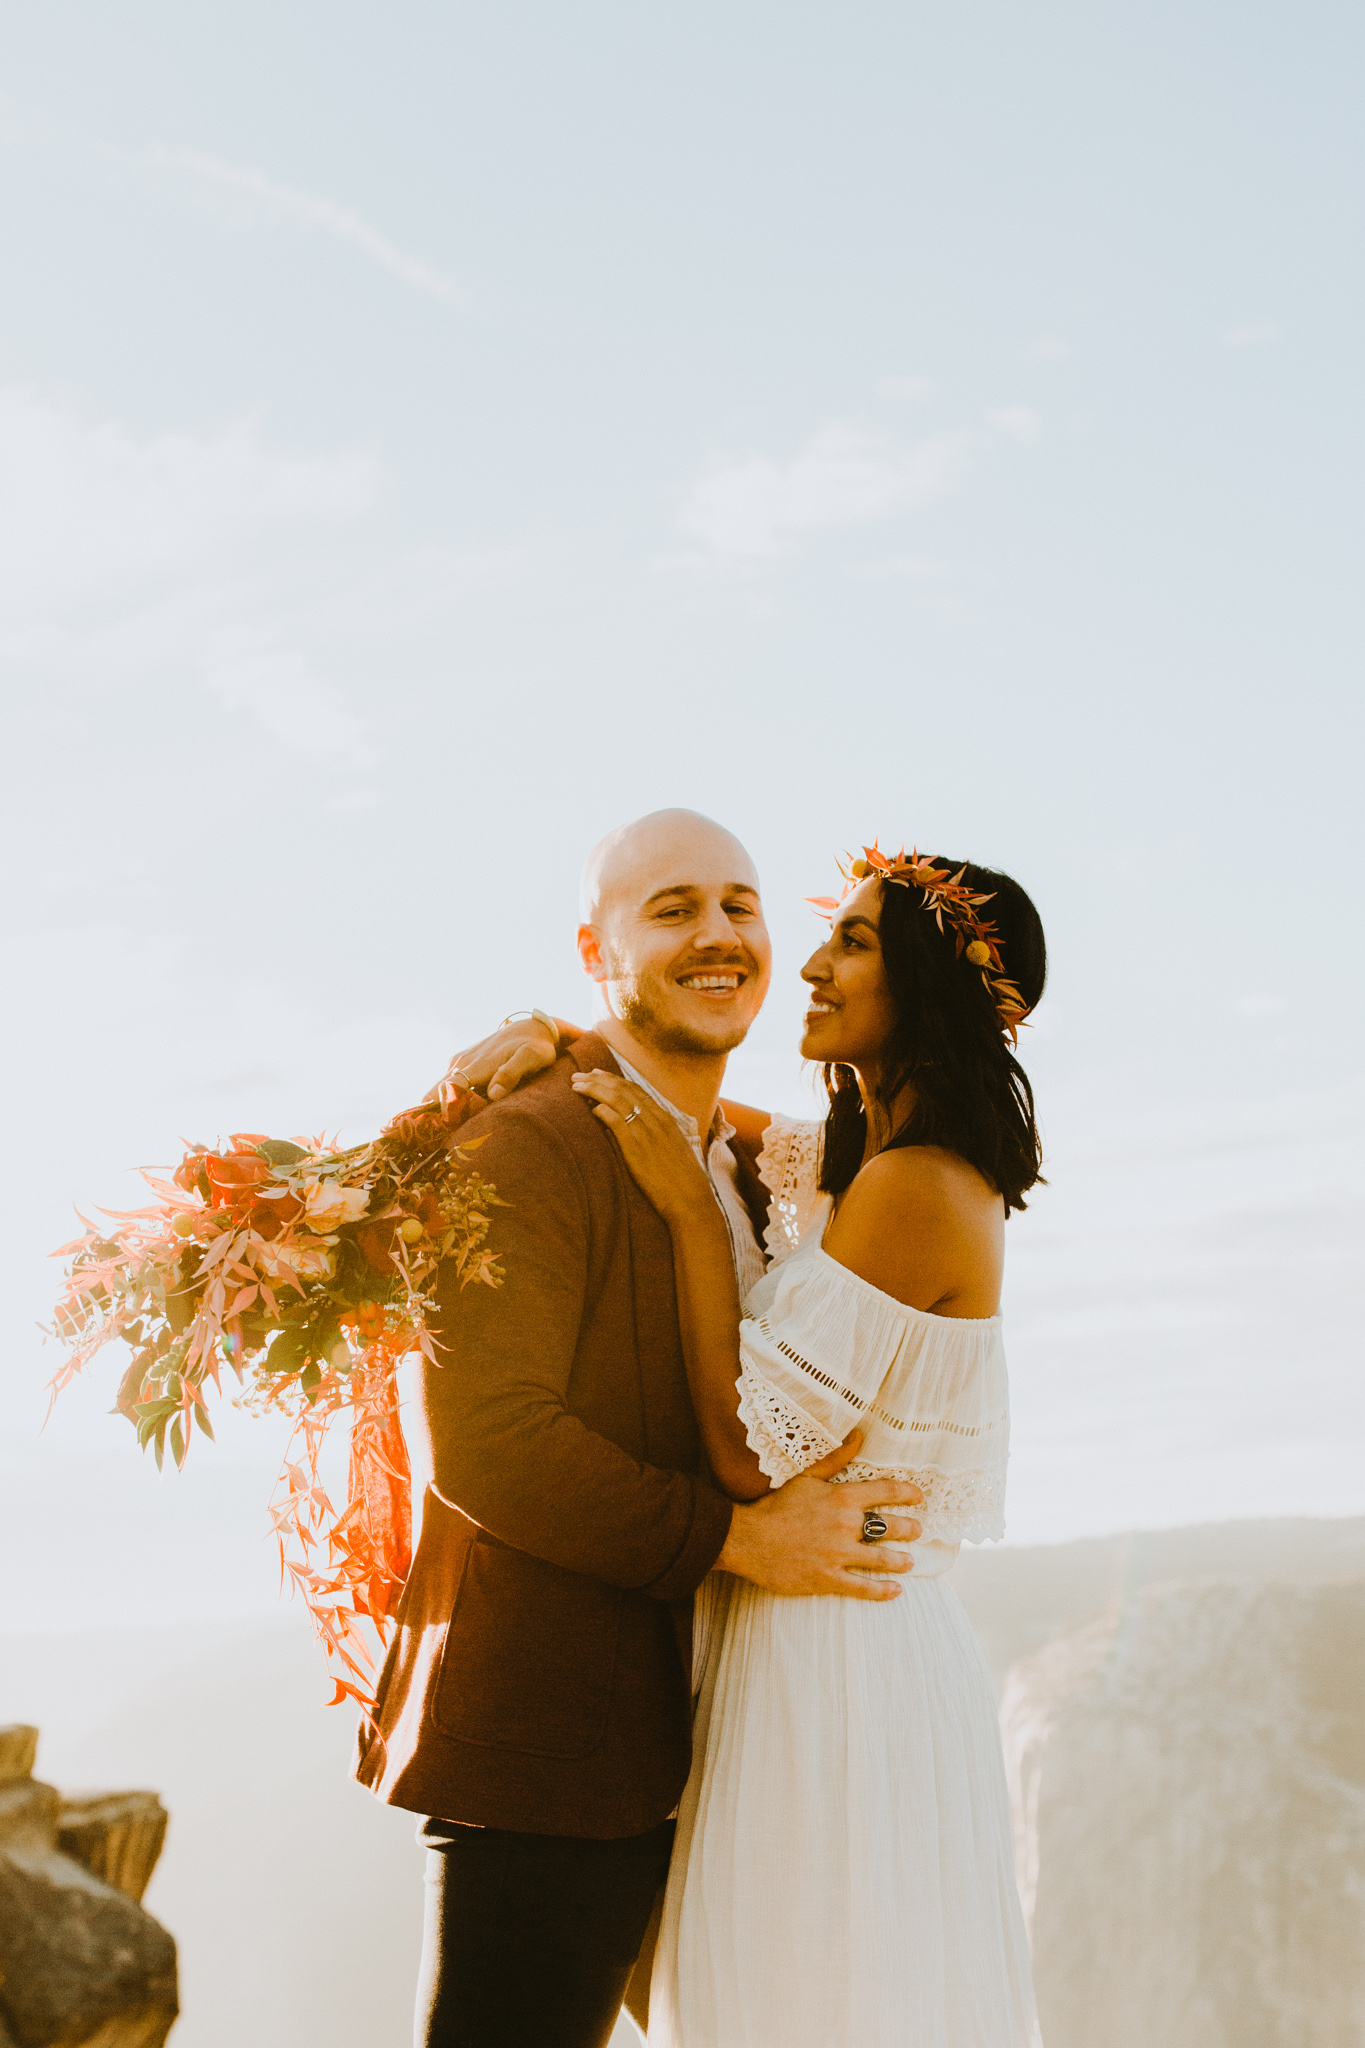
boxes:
[193,1401,215,1440]
[263,1329,308,1376]
[169,1418,186,1468]
[165,1286,196,1335]
[300,1362,322,1402]
[256,1140,310,1167]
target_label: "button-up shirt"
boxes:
[614,1052,768,1302]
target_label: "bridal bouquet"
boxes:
[47,1087,499,1709]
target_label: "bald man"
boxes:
[357,812,922,2048]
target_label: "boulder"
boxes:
[1002,1579,1365,2048]
[58,1797,168,1907]
[0,1728,177,2048]
[0,1728,38,1785]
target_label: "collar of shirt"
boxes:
[612,1050,733,1157]
[612,1050,767,1299]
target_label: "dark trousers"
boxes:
[415,1817,674,2048]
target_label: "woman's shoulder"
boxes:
[820,1144,1003,1314]
[848,1143,998,1213]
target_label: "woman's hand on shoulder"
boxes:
[570,1071,718,1230]
[820,1147,1004,1317]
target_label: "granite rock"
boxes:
[58,1797,168,1907]
[0,1728,177,2048]
[1002,1579,1365,2048]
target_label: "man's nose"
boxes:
[693,902,743,950]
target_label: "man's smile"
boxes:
[676,971,745,993]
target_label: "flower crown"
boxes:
[809,841,1031,1043]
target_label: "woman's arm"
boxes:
[717,1098,772,1156]
[572,1071,771,1501]
[665,1197,771,1502]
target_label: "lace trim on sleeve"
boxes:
[736,1356,841,1484]
[735,1361,1007,1544]
[755,1114,825,1266]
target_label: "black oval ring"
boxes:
[860,1512,889,1544]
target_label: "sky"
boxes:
[2,0,1362,1638]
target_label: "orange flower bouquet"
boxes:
[47,1087,498,1710]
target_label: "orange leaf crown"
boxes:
[809,842,1032,1044]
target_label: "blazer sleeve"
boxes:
[420,1104,732,1602]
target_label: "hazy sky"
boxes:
[3,2,1362,1634]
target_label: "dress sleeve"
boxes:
[736,1252,1011,1544]
[754,1113,825,1266]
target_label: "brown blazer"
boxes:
[354,1034,764,1839]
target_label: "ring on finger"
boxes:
[860,1511,889,1544]
[622,1106,643,1125]
[446,1065,477,1092]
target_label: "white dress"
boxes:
[648,1117,1042,2048]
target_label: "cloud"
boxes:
[986,405,1042,445]
[0,388,378,633]
[0,386,388,774]
[1233,993,1288,1018]
[674,421,974,561]
[204,644,375,770]
[845,554,951,583]
[1223,319,1279,350]
[127,145,472,308]
[877,374,937,403]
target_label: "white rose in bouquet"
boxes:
[303,1181,369,1233]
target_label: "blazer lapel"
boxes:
[568,1034,692,1458]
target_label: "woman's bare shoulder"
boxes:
[854,1143,998,1209]
[821,1146,1002,1313]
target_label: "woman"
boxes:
[457,846,1045,2046]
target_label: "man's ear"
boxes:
[576,923,610,984]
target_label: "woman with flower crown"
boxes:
[451,846,1045,2048]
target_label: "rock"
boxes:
[0,1777,61,1857]
[58,1797,168,1906]
[1002,1579,1365,2048]
[0,1729,177,2048]
[0,1854,178,2048]
[0,1727,38,1785]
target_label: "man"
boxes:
[356,810,923,2047]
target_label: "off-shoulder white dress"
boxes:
[648,1117,1041,2048]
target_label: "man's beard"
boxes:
[608,957,754,1057]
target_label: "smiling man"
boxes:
[356,811,920,2048]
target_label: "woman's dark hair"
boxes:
[817,862,1047,1214]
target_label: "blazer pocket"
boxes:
[432,1538,623,1758]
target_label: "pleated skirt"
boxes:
[648,1572,1042,2047]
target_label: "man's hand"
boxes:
[424,1017,566,1105]
[716,1432,925,1601]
